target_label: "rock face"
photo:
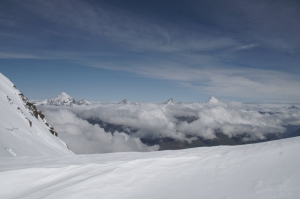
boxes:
[0,73,73,157]
[163,98,174,105]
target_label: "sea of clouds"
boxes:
[39,101,300,154]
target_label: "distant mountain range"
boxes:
[34,95,224,107]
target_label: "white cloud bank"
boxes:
[40,101,300,154]
[43,109,159,154]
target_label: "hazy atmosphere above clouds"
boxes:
[0,0,300,102]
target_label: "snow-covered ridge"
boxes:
[0,73,73,157]
[37,92,91,106]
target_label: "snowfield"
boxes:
[1,136,300,199]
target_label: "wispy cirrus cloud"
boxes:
[7,0,237,53]
[1,0,300,102]
[0,52,42,59]
[227,44,260,52]
[87,57,300,102]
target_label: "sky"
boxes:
[0,0,300,103]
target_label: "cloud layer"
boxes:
[40,101,300,154]
[43,109,159,154]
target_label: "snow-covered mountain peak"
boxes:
[119,99,129,104]
[40,92,90,106]
[52,92,75,102]
[206,96,227,107]
[163,98,174,105]
[206,96,219,104]
[58,92,71,98]
[48,92,75,106]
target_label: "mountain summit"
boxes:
[163,98,174,105]
[47,92,76,106]
[119,99,129,104]
[206,96,219,104]
[39,92,91,106]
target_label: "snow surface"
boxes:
[1,137,300,199]
[0,73,73,157]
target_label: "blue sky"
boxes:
[0,0,300,102]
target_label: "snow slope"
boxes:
[0,136,300,199]
[0,73,73,157]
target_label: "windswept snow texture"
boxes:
[1,137,300,199]
[0,73,73,157]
